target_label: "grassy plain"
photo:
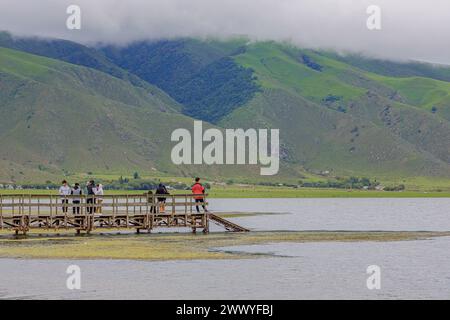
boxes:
[2,184,450,198]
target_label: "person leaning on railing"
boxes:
[146,190,156,213]
[71,183,82,214]
[192,177,208,213]
[86,180,96,214]
[59,180,71,213]
[156,183,169,213]
[95,184,104,213]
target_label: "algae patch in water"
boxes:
[0,231,449,261]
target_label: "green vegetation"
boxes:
[322,51,450,82]
[234,43,365,103]
[1,36,450,187]
[177,57,260,122]
[206,185,450,198]
[222,42,450,179]
[0,31,146,87]
[0,231,448,261]
[102,41,260,123]
[0,46,254,183]
[1,184,450,198]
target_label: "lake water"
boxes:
[213,198,450,231]
[1,198,450,299]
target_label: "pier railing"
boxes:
[0,193,211,234]
[0,193,207,215]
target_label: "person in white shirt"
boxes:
[95,184,104,213]
[59,180,71,213]
[95,184,104,196]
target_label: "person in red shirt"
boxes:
[192,177,208,213]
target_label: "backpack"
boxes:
[156,185,168,195]
[72,188,82,196]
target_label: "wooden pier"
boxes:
[0,193,249,235]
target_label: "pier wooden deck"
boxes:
[0,194,249,235]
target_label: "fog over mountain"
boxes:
[0,0,449,64]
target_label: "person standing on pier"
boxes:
[86,180,96,214]
[71,183,82,214]
[192,177,208,213]
[156,183,169,213]
[59,180,71,213]
[146,190,156,213]
[95,184,104,213]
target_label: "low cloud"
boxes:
[0,0,449,64]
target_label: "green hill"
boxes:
[0,31,148,88]
[0,46,303,184]
[102,38,450,179]
[0,47,197,183]
[223,42,450,178]
[102,39,259,123]
[1,35,450,185]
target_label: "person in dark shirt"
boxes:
[86,180,96,214]
[71,183,82,214]
[156,183,169,213]
[146,190,156,213]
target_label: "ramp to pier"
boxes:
[0,194,250,234]
[208,213,250,232]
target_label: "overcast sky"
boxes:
[0,0,449,64]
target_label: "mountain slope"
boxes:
[0,47,194,182]
[0,46,301,183]
[322,52,450,82]
[2,35,450,182]
[0,31,147,88]
[221,42,450,177]
[101,39,260,122]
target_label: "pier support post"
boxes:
[203,215,210,234]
